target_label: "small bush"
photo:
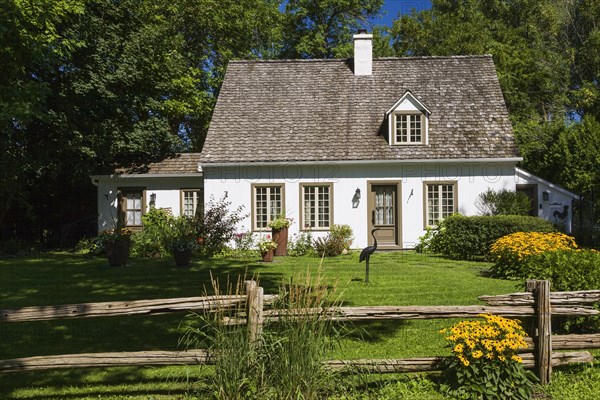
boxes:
[130,208,171,258]
[329,224,354,249]
[522,249,600,292]
[427,214,555,260]
[440,314,537,399]
[489,232,577,279]
[232,231,257,258]
[475,188,532,216]
[288,231,315,257]
[521,249,600,333]
[197,193,247,259]
[313,224,354,257]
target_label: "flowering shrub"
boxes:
[489,232,577,279]
[96,228,132,250]
[440,314,536,399]
[257,235,278,252]
[268,215,293,230]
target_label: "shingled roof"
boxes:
[201,55,519,164]
[115,153,201,175]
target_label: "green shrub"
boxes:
[197,193,247,259]
[312,224,354,257]
[288,231,315,257]
[475,188,532,216]
[522,249,600,291]
[521,249,600,332]
[427,214,555,260]
[130,208,171,258]
[329,224,354,249]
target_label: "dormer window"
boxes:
[386,91,430,146]
[393,113,424,144]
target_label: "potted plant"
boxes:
[258,235,278,262]
[163,216,200,267]
[97,228,133,266]
[268,215,293,256]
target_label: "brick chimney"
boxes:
[353,30,373,76]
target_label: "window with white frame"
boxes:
[425,183,457,227]
[253,185,283,230]
[301,184,332,229]
[394,113,424,144]
[182,189,203,218]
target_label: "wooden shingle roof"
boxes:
[201,55,519,164]
[115,153,201,175]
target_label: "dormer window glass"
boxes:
[386,91,430,146]
[394,113,423,144]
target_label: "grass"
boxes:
[0,251,598,399]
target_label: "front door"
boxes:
[368,182,401,249]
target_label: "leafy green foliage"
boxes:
[197,193,247,259]
[287,231,316,257]
[313,224,354,257]
[520,249,600,333]
[281,0,384,59]
[391,0,600,237]
[130,208,172,258]
[475,188,532,216]
[427,214,555,260]
[162,216,200,254]
[521,249,600,292]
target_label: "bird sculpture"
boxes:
[359,228,380,283]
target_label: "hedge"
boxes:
[428,214,555,260]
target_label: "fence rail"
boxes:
[1,280,598,384]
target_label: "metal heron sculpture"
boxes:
[359,227,380,283]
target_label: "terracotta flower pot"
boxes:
[173,249,193,267]
[272,227,288,256]
[105,238,131,267]
[261,249,274,262]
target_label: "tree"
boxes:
[281,0,384,59]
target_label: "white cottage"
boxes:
[92,33,577,249]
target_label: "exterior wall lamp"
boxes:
[149,193,157,208]
[542,191,549,201]
[352,188,361,208]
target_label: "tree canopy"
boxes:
[1,0,599,245]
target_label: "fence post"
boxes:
[245,280,264,345]
[526,279,552,384]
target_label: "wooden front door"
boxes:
[368,182,401,249]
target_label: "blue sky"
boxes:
[371,0,432,27]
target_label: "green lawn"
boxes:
[0,251,598,399]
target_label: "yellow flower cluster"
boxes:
[440,314,528,367]
[490,231,577,264]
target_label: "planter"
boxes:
[105,238,131,267]
[261,249,274,262]
[272,227,288,256]
[173,249,193,267]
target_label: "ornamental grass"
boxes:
[489,232,577,279]
[440,314,536,399]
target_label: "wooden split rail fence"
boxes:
[1,279,599,384]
